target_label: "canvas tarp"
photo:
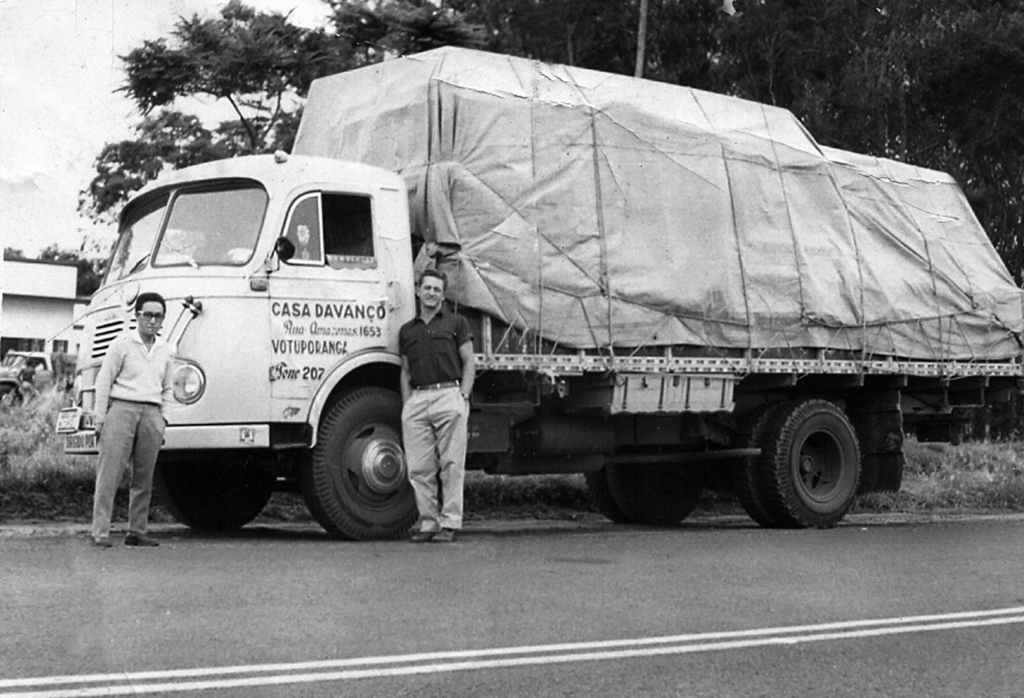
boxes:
[294,47,1024,361]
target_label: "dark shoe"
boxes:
[92,536,113,548]
[124,532,160,547]
[410,530,436,543]
[432,528,457,543]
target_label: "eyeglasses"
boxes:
[138,312,165,322]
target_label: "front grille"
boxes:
[91,319,129,360]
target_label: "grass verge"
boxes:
[3,390,1023,525]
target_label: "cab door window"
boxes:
[283,194,323,264]
[283,192,374,269]
[324,193,374,268]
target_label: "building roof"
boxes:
[1,259,78,300]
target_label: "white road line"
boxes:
[3,607,1023,697]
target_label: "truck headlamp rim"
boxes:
[172,361,206,404]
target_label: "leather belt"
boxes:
[412,380,460,391]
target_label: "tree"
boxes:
[905,3,1024,282]
[81,1,487,222]
[120,1,348,150]
[81,2,344,220]
[81,111,225,222]
[454,0,727,92]
[711,0,1024,282]
[456,0,644,74]
[38,246,105,298]
[332,0,488,62]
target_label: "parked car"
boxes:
[0,351,58,404]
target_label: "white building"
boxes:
[0,258,85,358]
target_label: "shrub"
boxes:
[1,389,99,520]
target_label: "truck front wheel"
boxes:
[300,387,417,540]
[755,399,861,528]
[154,458,274,531]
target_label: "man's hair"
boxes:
[418,268,448,291]
[135,292,166,314]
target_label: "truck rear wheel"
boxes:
[300,387,417,540]
[732,405,785,528]
[603,463,703,524]
[154,458,274,531]
[756,399,861,528]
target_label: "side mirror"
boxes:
[251,237,295,290]
[275,237,296,262]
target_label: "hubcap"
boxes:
[358,429,407,495]
[797,434,841,501]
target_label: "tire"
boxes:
[300,387,417,540]
[732,405,785,528]
[605,463,703,525]
[584,469,631,523]
[154,458,274,531]
[0,385,21,407]
[756,399,861,529]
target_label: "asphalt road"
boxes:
[2,515,1023,697]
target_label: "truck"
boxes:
[58,47,1024,540]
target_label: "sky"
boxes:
[0,0,330,259]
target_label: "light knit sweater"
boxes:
[94,331,175,424]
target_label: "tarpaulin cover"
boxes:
[294,47,1024,361]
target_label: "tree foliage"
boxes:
[707,0,1024,282]
[81,0,486,220]
[907,4,1024,280]
[332,0,488,61]
[120,1,348,147]
[455,0,722,85]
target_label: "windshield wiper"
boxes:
[127,254,150,276]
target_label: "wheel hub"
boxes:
[359,438,407,495]
[799,437,839,498]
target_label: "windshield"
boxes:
[106,182,268,281]
[1,354,25,368]
[154,185,267,268]
[107,193,168,282]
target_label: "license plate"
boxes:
[64,431,98,452]
[55,408,82,433]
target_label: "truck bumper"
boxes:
[62,424,272,455]
[163,424,270,450]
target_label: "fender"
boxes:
[305,348,402,447]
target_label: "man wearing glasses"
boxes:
[90,292,176,548]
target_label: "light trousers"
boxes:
[91,400,165,538]
[401,386,469,532]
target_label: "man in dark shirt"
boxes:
[399,269,475,543]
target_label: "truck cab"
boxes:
[59,153,419,539]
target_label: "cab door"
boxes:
[267,190,392,411]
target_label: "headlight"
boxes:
[172,361,206,404]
